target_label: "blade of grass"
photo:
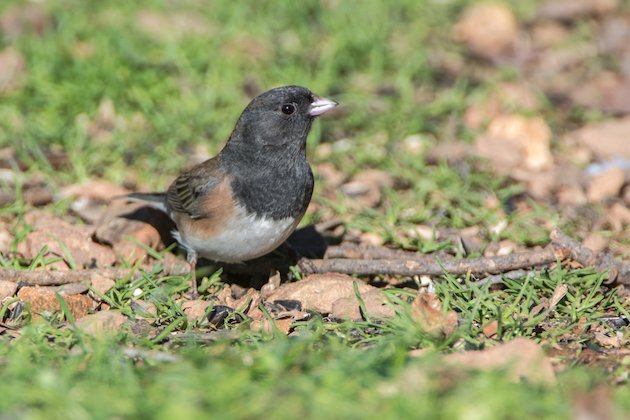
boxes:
[353,280,371,323]
[49,235,78,270]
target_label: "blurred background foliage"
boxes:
[0,0,499,183]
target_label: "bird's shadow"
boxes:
[219,224,329,289]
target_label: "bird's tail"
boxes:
[123,192,168,214]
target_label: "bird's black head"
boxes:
[228,85,337,152]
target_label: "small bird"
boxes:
[127,86,337,297]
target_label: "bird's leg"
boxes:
[187,251,199,299]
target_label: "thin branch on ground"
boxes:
[325,244,451,261]
[311,228,630,286]
[550,228,630,285]
[0,268,141,286]
[0,256,189,286]
[307,246,556,277]
[3,228,627,287]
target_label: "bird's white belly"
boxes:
[174,206,298,263]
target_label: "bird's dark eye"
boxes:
[281,104,296,115]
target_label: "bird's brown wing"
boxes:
[166,157,224,219]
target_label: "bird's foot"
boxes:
[297,257,317,277]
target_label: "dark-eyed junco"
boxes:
[127,86,337,296]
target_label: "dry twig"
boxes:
[0,268,140,286]
[308,246,556,277]
[311,228,630,286]
[325,244,450,261]
[550,228,630,285]
[3,228,627,287]
[0,255,189,286]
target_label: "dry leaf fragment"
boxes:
[549,284,568,311]
[593,331,621,348]
[225,288,261,316]
[529,300,548,319]
[182,300,212,322]
[260,271,282,299]
[330,289,395,321]
[444,337,555,384]
[410,291,458,337]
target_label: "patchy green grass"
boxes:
[1,277,629,419]
[1,0,629,418]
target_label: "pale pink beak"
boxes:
[309,96,338,117]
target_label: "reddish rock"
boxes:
[18,286,92,319]
[267,273,375,315]
[17,221,116,269]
